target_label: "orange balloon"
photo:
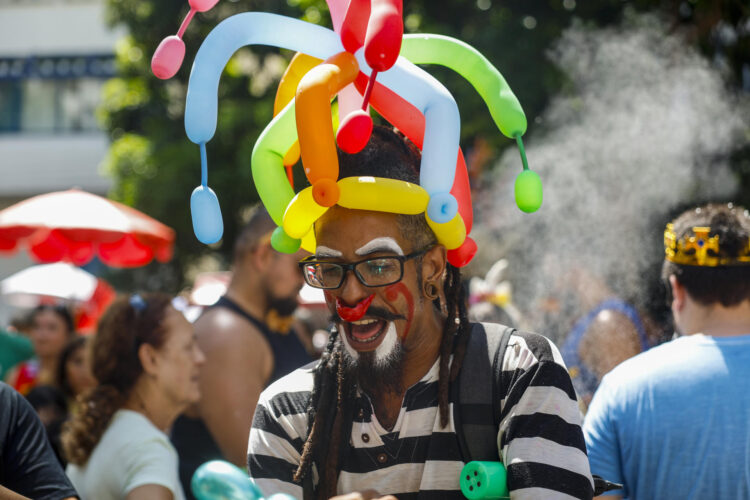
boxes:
[274,53,322,169]
[274,52,322,115]
[295,51,359,207]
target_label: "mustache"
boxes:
[329,306,405,324]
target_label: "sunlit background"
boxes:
[0,0,748,336]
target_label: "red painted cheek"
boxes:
[385,282,414,340]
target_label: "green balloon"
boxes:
[401,34,527,139]
[271,226,301,254]
[514,170,543,213]
[251,100,299,228]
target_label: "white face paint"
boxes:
[339,321,400,367]
[339,323,359,360]
[355,237,405,257]
[316,246,343,258]
[335,237,403,367]
[373,322,399,367]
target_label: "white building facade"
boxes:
[0,0,124,317]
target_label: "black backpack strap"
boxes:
[454,322,515,462]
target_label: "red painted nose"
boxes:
[336,295,375,322]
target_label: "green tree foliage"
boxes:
[100,0,748,291]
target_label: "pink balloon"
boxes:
[188,0,219,12]
[337,84,363,121]
[340,0,370,53]
[151,36,185,80]
[337,109,373,153]
[326,0,350,32]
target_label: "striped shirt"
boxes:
[248,328,593,499]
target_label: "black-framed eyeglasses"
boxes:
[299,247,431,290]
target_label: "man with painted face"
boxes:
[248,127,593,499]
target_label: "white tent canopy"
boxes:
[0,262,98,308]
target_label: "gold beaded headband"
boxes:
[664,223,750,267]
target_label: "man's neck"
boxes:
[364,313,444,430]
[402,311,444,387]
[684,300,750,337]
[225,271,267,321]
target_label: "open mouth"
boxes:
[344,318,389,351]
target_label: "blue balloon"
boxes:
[191,460,264,500]
[353,51,461,222]
[426,191,458,224]
[185,13,345,145]
[191,185,223,244]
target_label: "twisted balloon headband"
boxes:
[152,0,543,268]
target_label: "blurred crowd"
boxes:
[1,202,748,500]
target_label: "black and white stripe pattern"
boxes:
[248,328,593,499]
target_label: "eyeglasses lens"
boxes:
[355,257,401,286]
[303,262,343,289]
[302,257,403,289]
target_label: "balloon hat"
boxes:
[152,1,543,267]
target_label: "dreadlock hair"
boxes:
[292,126,472,498]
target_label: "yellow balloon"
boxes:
[274,53,322,116]
[337,177,429,214]
[274,53,322,168]
[283,186,328,239]
[301,228,316,253]
[426,211,466,250]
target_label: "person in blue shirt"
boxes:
[583,203,750,499]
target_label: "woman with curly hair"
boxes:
[62,293,204,500]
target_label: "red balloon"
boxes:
[364,0,403,71]
[340,0,370,53]
[353,73,474,236]
[453,149,473,233]
[337,109,374,153]
[447,237,477,268]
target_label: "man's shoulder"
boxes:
[259,362,317,415]
[0,382,22,440]
[475,322,564,367]
[194,306,269,347]
[601,335,711,389]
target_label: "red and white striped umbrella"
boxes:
[0,189,175,268]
